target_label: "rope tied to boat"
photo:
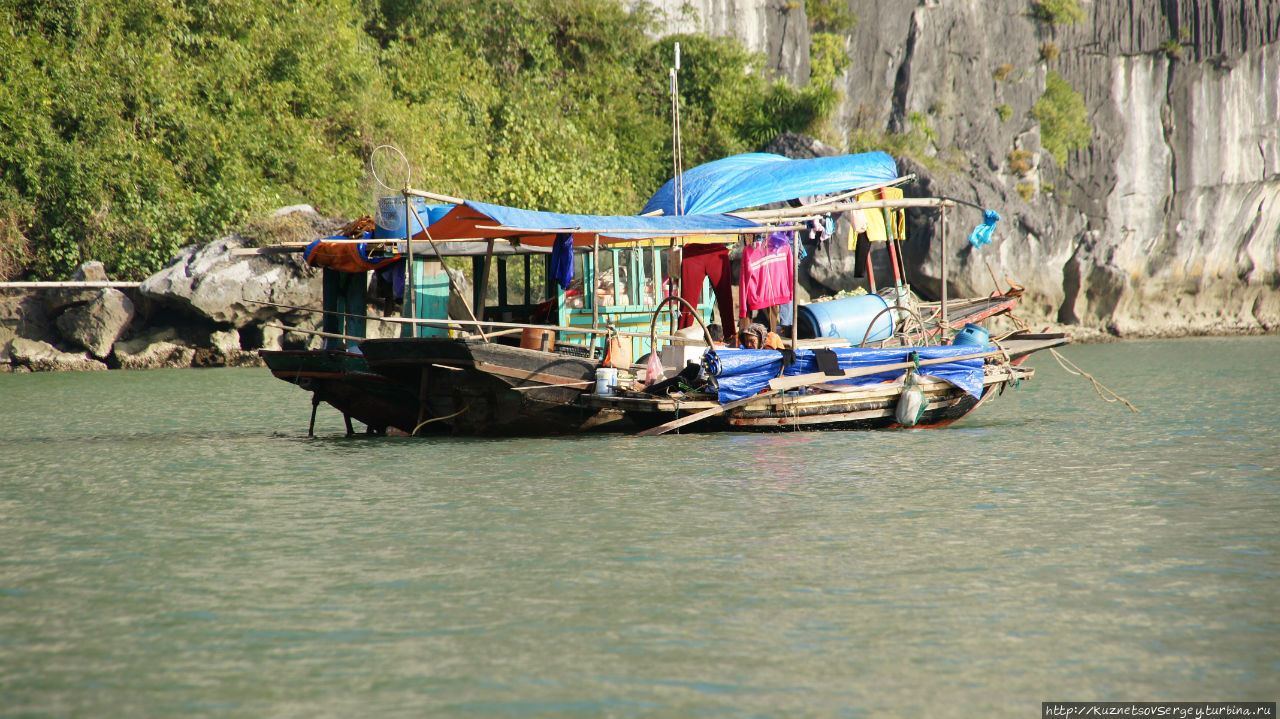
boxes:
[413,404,471,435]
[1048,348,1140,413]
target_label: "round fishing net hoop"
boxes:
[369,145,411,192]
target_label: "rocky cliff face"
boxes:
[645,0,1280,336]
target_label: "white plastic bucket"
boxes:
[595,367,618,395]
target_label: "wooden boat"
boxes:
[260,151,1066,436]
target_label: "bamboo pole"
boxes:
[403,191,415,331]
[265,323,363,343]
[732,196,955,221]
[478,239,495,324]
[246,299,700,342]
[591,234,600,330]
[0,281,140,289]
[789,231,799,350]
[403,188,466,205]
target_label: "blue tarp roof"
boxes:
[642,151,899,216]
[424,199,762,246]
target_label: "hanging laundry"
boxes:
[550,233,574,290]
[739,232,794,318]
[852,209,869,234]
[305,235,402,273]
[854,190,889,243]
[679,242,736,342]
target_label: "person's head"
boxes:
[737,323,766,349]
[707,324,724,343]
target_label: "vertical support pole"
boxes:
[308,394,320,437]
[940,206,949,332]
[790,230,799,350]
[478,239,495,326]
[867,239,878,294]
[402,191,415,334]
[591,235,600,330]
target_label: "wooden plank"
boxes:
[0,281,140,289]
[635,392,778,436]
[472,360,593,388]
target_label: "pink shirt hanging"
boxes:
[739,233,794,317]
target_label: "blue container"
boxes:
[951,323,991,347]
[797,293,893,344]
[373,197,453,239]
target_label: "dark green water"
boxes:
[1,337,1277,717]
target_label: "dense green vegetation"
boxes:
[1033,71,1092,166]
[0,0,836,280]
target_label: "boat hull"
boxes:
[260,349,424,434]
[359,337,626,435]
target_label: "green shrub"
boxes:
[1,0,841,280]
[993,63,1014,81]
[1033,72,1092,166]
[1031,0,1085,26]
[1016,183,1035,201]
[996,104,1013,122]
[805,0,857,32]
[1040,42,1060,62]
[809,32,851,86]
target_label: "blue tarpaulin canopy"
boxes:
[422,199,762,247]
[642,151,899,216]
[702,345,987,403]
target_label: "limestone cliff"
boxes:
[643,0,1280,336]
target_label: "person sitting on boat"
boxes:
[706,323,725,346]
[737,322,784,350]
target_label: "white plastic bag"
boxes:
[895,371,927,427]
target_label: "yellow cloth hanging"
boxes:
[854,190,888,245]
[849,188,906,249]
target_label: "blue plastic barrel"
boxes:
[951,323,991,347]
[373,197,453,239]
[797,293,893,344]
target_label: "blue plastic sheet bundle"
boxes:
[702,346,988,403]
[968,209,1000,249]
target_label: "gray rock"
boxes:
[40,288,102,316]
[140,235,319,328]
[54,288,135,359]
[646,0,810,84]
[8,337,108,372]
[72,261,109,282]
[0,291,57,346]
[190,327,261,367]
[112,328,196,370]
